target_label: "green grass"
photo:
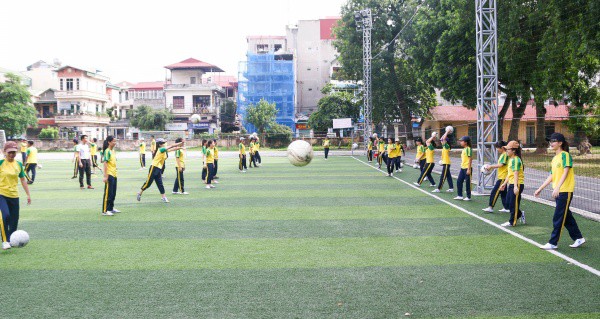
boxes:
[1,154,598,318]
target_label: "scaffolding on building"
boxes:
[237,53,295,133]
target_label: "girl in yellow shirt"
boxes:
[377,138,386,169]
[534,133,585,249]
[414,138,426,172]
[385,138,396,176]
[415,134,436,187]
[433,131,453,193]
[482,141,509,213]
[454,136,473,201]
[101,136,119,216]
[499,141,525,227]
[0,141,32,250]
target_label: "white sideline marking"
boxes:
[352,156,600,277]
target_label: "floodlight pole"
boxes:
[355,9,373,146]
[475,0,499,194]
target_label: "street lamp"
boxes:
[354,9,373,146]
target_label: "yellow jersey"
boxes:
[461,147,472,169]
[416,145,426,161]
[368,141,373,151]
[175,149,186,168]
[441,143,451,165]
[139,142,146,153]
[214,147,219,160]
[151,147,168,168]
[507,156,524,185]
[20,142,28,153]
[26,147,38,164]
[90,143,97,156]
[395,143,404,157]
[497,153,508,180]
[323,139,330,148]
[239,143,246,155]
[205,148,215,164]
[378,141,385,153]
[249,142,255,154]
[254,142,260,152]
[551,151,575,192]
[386,143,396,158]
[103,149,117,177]
[0,159,26,198]
[425,144,435,163]
[151,139,157,152]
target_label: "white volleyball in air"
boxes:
[352,143,358,150]
[10,230,29,248]
[190,114,201,124]
[373,133,378,138]
[431,131,438,138]
[445,126,454,133]
[287,140,314,167]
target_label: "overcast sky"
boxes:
[0,0,346,83]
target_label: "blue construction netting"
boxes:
[237,53,295,133]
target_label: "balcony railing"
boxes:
[55,90,109,102]
[55,114,110,125]
[165,83,224,93]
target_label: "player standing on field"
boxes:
[454,136,473,201]
[499,141,526,227]
[137,139,183,203]
[172,137,188,195]
[535,133,585,249]
[101,136,120,216]
[24,141,38,185]
[482,141,509,213]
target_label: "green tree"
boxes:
[220,99,239,133]
[334,0,436,142]
[39,127,59,139]
[0,73,37,137]
[130,105,173,130]
[308,86,360,132]
[245,99,277,133]
[266,123,293,145]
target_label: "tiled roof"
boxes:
[131,81,165,90]
[164,58,224,72]
[429,103,570,122]
[214,75,238,88]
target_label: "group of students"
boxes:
[237,135,262,172]
[70,135,102,190]
[370,136,406,177]
[372,131,585,250]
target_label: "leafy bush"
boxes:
[38,127,59,139]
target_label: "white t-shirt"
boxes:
[78,144,91,160]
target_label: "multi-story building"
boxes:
[238,36,295,132]
[289,18,340,115]
[54,65,110,139]
[23,60,59,92]
[130,81,166,110]
[164,58,225,134]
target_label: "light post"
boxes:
[354,9,373,146]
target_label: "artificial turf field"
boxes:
[1,153,599,318]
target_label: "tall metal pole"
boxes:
[475,0,499,193]
[362,9,373,145]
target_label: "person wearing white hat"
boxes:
[0,141,32,250]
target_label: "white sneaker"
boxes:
[162,198,170,203]
[540,243,558,250]
[180,192,189,195]
[112,208,121,213]
[482,207,494,213]
[210,185,216,188]
[213,180,219,184]
[136,193,142,202]
[243,170,247,173]
[413,182,421,187]
[172,191,179,195]
[569,238,586,248]
[2,242,11,250]
[390,173,393,177]
[429,184,437,188]
[520,212,526,224]
[500,222,512,227]
[446,189,454,192]
[102,211,114,216]
[499,208,510,213]
[399,169,402,172]
[206,185,211,189]
[432,189,440,193]
[463,197,471,201]
[453,196,463,200]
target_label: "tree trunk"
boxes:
[497,96,511,140]
[508,98,526,141]
[384,43,415,145]
[534,97,547,153]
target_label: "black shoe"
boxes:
[27,181,33,184]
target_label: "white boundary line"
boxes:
[351,156,600,277]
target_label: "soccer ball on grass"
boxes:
[10,230,29,248]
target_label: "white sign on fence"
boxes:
[333,118,352,129]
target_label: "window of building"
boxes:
[60,79,64,91]
[257,44,268,53]
[190,77,196,84]
[468,124,478,142]
[173,96,184,109]
[526,124,535,145]
[544,123,556,141]
[76,78,80,90]
[274,44,282,51]
[66,78,73,91]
